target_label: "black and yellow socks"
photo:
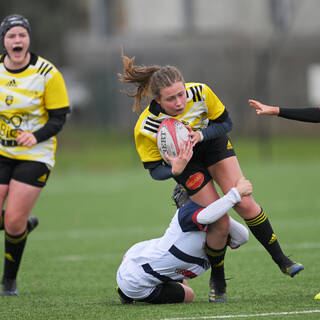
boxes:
[245,208,291,267]
[3,230,28,280]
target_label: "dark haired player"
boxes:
[0,14,69,295]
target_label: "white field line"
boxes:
[160,309,320,320]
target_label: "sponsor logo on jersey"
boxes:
[186,172,204,190]
[175,268,197,279]
[6,79,17,87]
[5,95,14,106]
[227,140,233,150]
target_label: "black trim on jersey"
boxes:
[0,52,38,73]
[169,245,208,269]
[149,100,163,116]
[279,107,320,123]
[44,66,53,76]
[33,107,70,143]
[37,62,53,75]
[29,52,38,65]
[189,85,203,102]
[142,263,173,282]
[144,117,162,134]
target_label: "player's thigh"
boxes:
[209,156,260,218]
[4,160,49,233]
[0,155,14,209]
[208,156,243,193]
[5,179,42,234]
[189,180,219,207]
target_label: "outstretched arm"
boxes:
[249,99,320,123]
[196,177,252,224]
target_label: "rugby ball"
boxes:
[156,118,190,165]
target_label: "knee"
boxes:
[234,196,260,218]
[4,213,26,235]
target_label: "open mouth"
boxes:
[13,46,23,52]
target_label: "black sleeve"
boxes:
[201,109,233,141]
[33,107,70,143]
[143,160,173,180]
[278,107,320,123]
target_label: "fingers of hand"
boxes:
[16,132,36,147]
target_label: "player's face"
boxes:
[4,26,30,69]
[157,81,187,116]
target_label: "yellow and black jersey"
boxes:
[134,82,226,163]
[0,53,69,168]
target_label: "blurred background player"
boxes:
[0,14,69,296]
[249,99,320,122]
[249,98,320,299]
[119,54,304,302]
[116,177,251,304]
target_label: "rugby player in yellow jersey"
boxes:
[0,14,69,296]
[119,53,303,302]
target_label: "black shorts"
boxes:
[173,134,236,196]
[142,281,185,304]
[117,281,185,304]
[0,155,51,188]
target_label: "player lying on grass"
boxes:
[116,177,252,304]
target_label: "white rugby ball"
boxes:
[156,118,190,165]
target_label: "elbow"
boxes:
[149,169,159,180]
[148,168,164,181]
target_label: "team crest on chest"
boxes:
[5,95,14,106]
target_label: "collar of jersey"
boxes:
[149,99,164,116]
[1,52,38,73]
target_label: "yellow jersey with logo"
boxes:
[134,82,225,163]
[0,53,69,168]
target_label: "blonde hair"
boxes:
[119,53,185,112]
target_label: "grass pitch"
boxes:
[0,135,319,320]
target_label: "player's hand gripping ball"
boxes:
[157,118,190,165]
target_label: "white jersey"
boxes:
[117,201,211,300]
[117,188,249,300]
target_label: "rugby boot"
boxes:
[27,216,39,233]
[1,277,18,296]
[280,259,304,277]
[209,277,226,303]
